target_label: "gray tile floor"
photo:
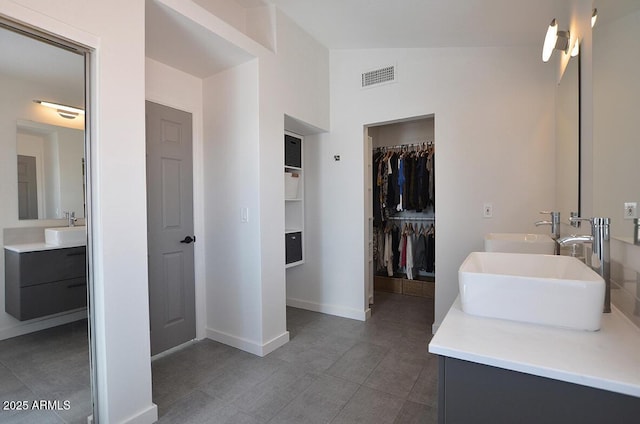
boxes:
[153,292,437,424]
[0,320,92,424]
[0,292,436,424]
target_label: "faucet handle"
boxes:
[540,211,560,224]
[540,210,559,217]
[569,216,592,224]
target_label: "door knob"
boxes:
[180,236,196,244]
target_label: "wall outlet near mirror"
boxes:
[624,202,637,220]
[483,202,493,218]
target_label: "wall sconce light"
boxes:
[591,8,598,28]
[34,100,85,119]
[542,19,570,62]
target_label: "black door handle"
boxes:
[180,236,196,244]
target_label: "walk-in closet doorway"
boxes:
[366,115,436,328]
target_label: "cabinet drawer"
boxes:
[14,247,86,287]
[285,232,303,264]
[9,277,87,321]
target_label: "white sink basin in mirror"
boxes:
[484,233,555,254]
[459,252,605,331]
[45,226,87,246]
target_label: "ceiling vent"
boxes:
[361,65,396,88]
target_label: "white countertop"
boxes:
[429,297,640,398]
[4,242,86,253]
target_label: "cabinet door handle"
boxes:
[67,283,86,289]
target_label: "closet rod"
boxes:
[387,216,435,221]
[376,141,434,150]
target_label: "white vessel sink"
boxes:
[45,226,86,246]
[459,252,605,331]
[484,233,555,254]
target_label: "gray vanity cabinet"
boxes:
[438,356,640,424]
[5,247,87,320]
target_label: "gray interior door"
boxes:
[17,154,38,219]
[146,101,195,356]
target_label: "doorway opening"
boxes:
[366,115,436,328]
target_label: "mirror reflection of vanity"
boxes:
[0,23,93,423]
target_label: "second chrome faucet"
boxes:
[558,216,611,313]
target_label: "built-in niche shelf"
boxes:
[285,132,304,268]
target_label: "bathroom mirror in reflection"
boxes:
[555,52,580,222]
[592,2,640,238]
[17,120,85,220]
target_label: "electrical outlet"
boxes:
[483,202,493,218]
[624,202,637,220]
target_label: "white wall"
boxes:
[1,1,156,423]
[203,59,265,352]
[257,8,330,347]
[296,46,556,329]
[143,3,329,358]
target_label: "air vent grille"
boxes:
[361,65,395,88]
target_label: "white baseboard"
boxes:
[206,328,289,357]
[120,403,158,424]
[0,309,87,341]
[286,297,368,321]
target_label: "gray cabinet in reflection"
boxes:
[5,247,87,320]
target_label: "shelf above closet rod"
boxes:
[387,216,435,221]
[375,141,434,150]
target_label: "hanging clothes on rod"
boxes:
[373,218,435,278]
[373,142,435,225]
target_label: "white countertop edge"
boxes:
[429,297,640,399]
[4,242,86,252]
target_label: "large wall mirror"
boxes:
[555,52,580,223]
[0,22,94,422]
[592,1,640,239]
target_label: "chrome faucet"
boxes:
[558,217,611,313]
[535,211,560,254]
[64,211,77,227]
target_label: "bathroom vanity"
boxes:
[4,243,87,320]
[430,298,640,424]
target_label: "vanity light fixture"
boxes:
[542,19,570,62]
[591,8,598,28]
[33,100,84,119]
